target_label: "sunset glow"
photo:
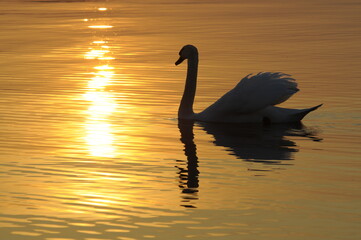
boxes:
[1,1,359,240]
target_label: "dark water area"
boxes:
[0,0,360,239]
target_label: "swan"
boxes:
[175,45,322,123]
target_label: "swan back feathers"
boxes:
[238,72,298,106]
[200,72,299,116]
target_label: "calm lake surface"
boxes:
[0,0,360,239]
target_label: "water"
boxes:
[0,0,360,239]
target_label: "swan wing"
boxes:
[201,72,298,115]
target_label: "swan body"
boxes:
[175,45,322,123]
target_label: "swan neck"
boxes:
[179,56,198,119]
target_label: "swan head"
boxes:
[175,45,198,65]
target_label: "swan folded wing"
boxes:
[202,72,298,115]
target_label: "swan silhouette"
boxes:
[175,45,322,123]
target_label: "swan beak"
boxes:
[175,56,185,66]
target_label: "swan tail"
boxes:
[292,104,323,121]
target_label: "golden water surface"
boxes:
[0,0,360,239]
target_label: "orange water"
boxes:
[0,0,360,239]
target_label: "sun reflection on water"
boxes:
[83,39,117,157]
[88,25,113,29]
[84,91,117,157]
[84,49,110,60]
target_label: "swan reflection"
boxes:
[177,120,199,208]
[177,120,321,207]
[200,122,321,164]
